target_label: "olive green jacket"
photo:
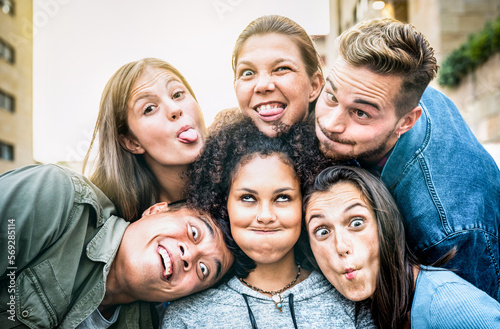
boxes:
[0,165,158,328]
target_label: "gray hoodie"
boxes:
[161,271,374,328]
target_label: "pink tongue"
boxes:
[259,107,284,117]
[178,128,198,143]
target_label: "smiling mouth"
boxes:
[158,246,173,280]
[254,102,286,121]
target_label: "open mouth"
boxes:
[254,102,286,122]
[177,126,198,144]
[158,245,173,280]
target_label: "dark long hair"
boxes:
[186,118,335,277]
[303,165,418,328]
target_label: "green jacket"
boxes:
[0,164,158,328]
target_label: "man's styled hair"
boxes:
[337,18,438,117]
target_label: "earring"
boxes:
[398,132,401,139]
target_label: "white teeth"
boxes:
[257,104,280,112]
[159,247,172,276]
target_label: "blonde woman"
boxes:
[84,58,207,221]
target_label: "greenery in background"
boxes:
[438,16,500,88]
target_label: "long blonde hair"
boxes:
[83,58,197,221]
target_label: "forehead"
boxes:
[233,155,298,184]
[238,33,302,62]
[328,59,402,109]
[130,67,182,95]
[306,182,368,217]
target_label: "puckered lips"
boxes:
[158,245,173,280]
[344,267,357,280]
[254,102,286,122]
[177,125,198,144]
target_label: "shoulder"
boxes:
[162,279,246,328]
[412,266,500,327]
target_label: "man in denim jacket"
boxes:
[0,164,233,328]
[315,17,500,300]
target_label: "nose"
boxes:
[335,232,351,257]
[166,100,183,121]
[322,106,347,134]
[256,203,277,224]
[254,74,275,94]
[178,242,195,271]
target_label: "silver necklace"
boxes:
[239,265,301,313]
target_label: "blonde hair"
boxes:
[338,18,438,117]
[83,58,197,221]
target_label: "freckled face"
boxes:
[125,66,207,167]
[305,182,379,301]
[115,207,234,302]
[227,155,302,265]
[234,33,322,137]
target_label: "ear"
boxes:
[142,202,169,217]
[308,71,324,102]
[396,106,422,136]
[118,133,145,154]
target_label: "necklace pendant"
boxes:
[272,293,283,312]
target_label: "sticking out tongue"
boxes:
[178,128,198,143]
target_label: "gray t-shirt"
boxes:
[162,271,374,328]
[76,306,121,329]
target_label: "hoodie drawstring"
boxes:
[242,293,298,329]
[242,294,258,329]
[289,293,298,329]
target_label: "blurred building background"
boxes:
[1,0,499,173]
[0,0,32,173]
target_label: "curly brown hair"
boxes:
[186,117,336,277]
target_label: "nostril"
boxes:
[180,246,184,255]
[183,260,188,268]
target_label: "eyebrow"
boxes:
[130,77,180,106]
[236,187,295,194]
[326,77,380,111]
[236,58,298,69]
[198,216,223,280]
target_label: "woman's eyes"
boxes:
[172,90,185,100]
[240,69,254,77]
[240,194,256,202]
[350,218,365,228]
[325,92,337,103]
[313,227,330,239]
[143,105,155,115]
[276,66,292,72]
[275,194,291,202]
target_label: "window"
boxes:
[0,89,14,112]
[0,38,15,63]
[0,141,14,161]
[0,0,14,16]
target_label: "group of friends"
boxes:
[1,14,500,329]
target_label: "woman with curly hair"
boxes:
[304,165,500,329]
[161,118,375,328]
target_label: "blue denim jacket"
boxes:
[381,87,500,301]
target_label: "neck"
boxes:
[146,160,189,204]
[243,251,308,292]
[101,260,135,309]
